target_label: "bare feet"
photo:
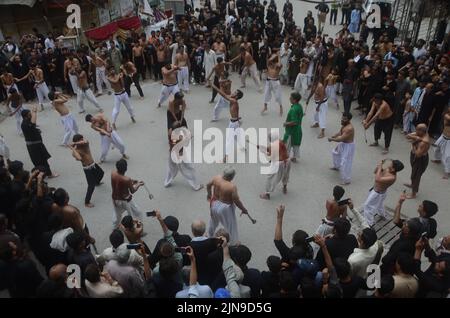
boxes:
[330,167,339,171]
[195,184,204,191]
[282,186,287,194]
[259,193,270,200]
[240,85,246,89]
[291,158,297,163]
[279,106,283,116]
[369,142,379,147]
[431,160,441,164]
[443,174,449,180]
[381,148,389,155]
[261,106,268,115]
[209,100,215,104]
[311,123,319,128]
[47,173,59,179]
[157,103,161,108]
[85,203,95,208]
[131,117,136,123]
[403,183,412,188]
[406,192,416,199]
[122,154,130,160]
[317,133,325,139]
[112,123,117,130]
[340,181,351,186]
[78,110,86,114]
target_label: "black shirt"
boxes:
[21,119,42,143]
[189,238,219,285]
[315,235,358,269]
[341,275,367,298]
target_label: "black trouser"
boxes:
[125,73,144,97]
[134,56,146,80]
[410,152,428,194]
[211,75,219,102]
[154,61,162,80]
[83,164,104,204]
[374,116,394,149]
[330,9,338,25]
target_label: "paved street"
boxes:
[0,1,448,270]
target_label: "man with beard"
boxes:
[10,55,35,102]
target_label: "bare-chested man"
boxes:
[52,187,95,244]
[107,67,135,129]
[324,69,339,108]
[174,46,190,93]
[207,167,249,245]
[94,53,111,96]
[48,91,79,146]
[262,53,283,116]
[157,63,180,107]
[121,60,144,98]
[294,57,310,97]
[316,185,348,237]
[307,79,328,138]
[1,68,18,96]
[75,66,102,113]
[432,109,450,179]
[156,42,167,80]
[132,42,146,81]
[363,159,404,226]
[211,71,231,122]
[329,113,355,185]
[404,123,431,199]
[206,56,227,103]
[85,113,128,164]
[363,93,394,154]
[69,134,104,208]
[5,87,25,135]
[211,83,244,163]
[167,92,187,131]
[17,63,50,110]
[64,53,81,95]
[212,36,227,61]
[230,47,262,92]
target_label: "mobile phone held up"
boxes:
[146,211,156,217]
[126,243,141,250]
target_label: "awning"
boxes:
[84,16,141,41]
[0,0,36,6]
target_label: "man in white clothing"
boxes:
[107,67,135,129]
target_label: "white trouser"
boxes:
[35,82,50,106]
[177,66,189,92]
[285,135,300,158]
[363,189,387,227]
[60,113,79,145]
[226,120,245,156]
[332,142,355,183]
[208,200,239,245]
[100,131,125,161]
[265,160,291,193]
[434,135,450,173]
[326,84,338,106]
[112,199,143,228]
[312,100,328,129]
[315,218,334,237]
[212,97,230,121]
[112,91,134,124]
[306,62,315,85]
[0,135,10,161]
[96,66,110,94]
[264,79,282,105]
[68,74,79,94]
[77,88,101,112]
[241,63,261,89]
[158,83,180,105]
[164,155,201,190]
[294,73,308,96]
[10,106,24,135]
[5,83,18,95]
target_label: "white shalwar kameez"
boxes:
[332,142,355,184]
[208,199,239,245]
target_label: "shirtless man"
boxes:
[316,185,348,237]
[48,91,79,146]
[432,109,450,179]
[167,92,187,131]
[17,63,50,110]
[1,69,18,97]
[156,42,167,80]
[107,67,135,129]
[211,83,244,163]
[324,69,339,109]
[64,53,81,95]
[307,79,328,138]
[206,57,227,103]
[363,159,404,226]
[75,66,102,113]
[85,113,128,164]
[157,63,180,107]
[121,61,144,98]
[230,47,262,92]
[52,187,95,244]
[207,167,249,245]
[69,134,104,208]
[132,42,146,81]
[262,53,283,116]
[294,57,310,97]
[363,93,394,154]
[174,46,190,93]
[212,36,227,61]
[211,71,231,122]
[329,113,355,185]
[94,53,111,96]
[404,124,431,199]
[5,88,25,135]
